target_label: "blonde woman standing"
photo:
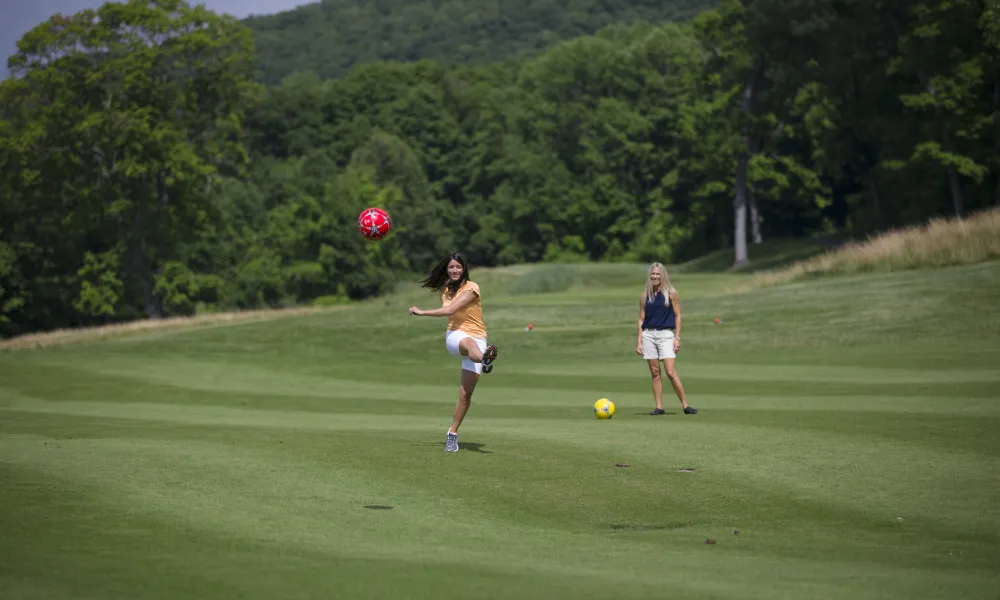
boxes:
[636,263,697,416]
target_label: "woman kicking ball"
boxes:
[637,262,697,416]
[409,253,498,452]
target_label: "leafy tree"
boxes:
[886,0,989,217]
[0,0,259,331]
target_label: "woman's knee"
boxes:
[460,371,479,400]
[458,384,474,402]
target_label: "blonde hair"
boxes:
[644,262,674,303]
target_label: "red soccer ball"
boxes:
[357,207,392,241]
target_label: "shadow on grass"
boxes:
[414,441,493,454]
[458,442,492,453]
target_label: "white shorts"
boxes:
[445,330,488,374]
[641,329,676,360]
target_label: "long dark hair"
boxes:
[420,253,469,296]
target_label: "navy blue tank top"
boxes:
[642,291,676,330]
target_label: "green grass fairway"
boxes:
[2,262,999,599]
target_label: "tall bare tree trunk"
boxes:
[942,128,965,218]
[749,188,762,244]
[734,56,765,268]
[947,166,965,217]
[734,154,749,267]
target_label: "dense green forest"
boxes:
[245,0,718,84]
[2,0,999,338]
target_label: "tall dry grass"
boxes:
[748,207,1000,289]
[0,306,333,352]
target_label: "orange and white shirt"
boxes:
[442,280,487,338]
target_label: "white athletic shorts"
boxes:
[641,328,676,360]
[445,330,488,374]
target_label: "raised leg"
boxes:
[459,338,498,374]
[458,337,484,362]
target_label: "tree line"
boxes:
[2,0,998,338]
[245,0,717,85]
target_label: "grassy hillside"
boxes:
[245,0,718,84]
[752,207,1000,287]
[1,260,998,599]
[676,208,1000,281]
[673,238,841,274]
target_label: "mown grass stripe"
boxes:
[2,263,998,599]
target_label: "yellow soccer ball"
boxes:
[594,398,615,419]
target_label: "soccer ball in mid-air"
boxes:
[358,207,392,241]
[594,398,615,419]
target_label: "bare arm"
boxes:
[670,289,682,351]
[670,289,681,338]
[636,295,645,355]
[409,290,477,317]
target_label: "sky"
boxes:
[1,0,313,77]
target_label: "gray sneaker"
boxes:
[445,431,459,452]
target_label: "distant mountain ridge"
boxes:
[244,0,717,84]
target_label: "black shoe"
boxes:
[684,406,698,415]
[650,408,665,415]
[482,344,498,374]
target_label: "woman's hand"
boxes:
[673,337,681,353]
[636,341,643,356]
[408,306,424,316]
